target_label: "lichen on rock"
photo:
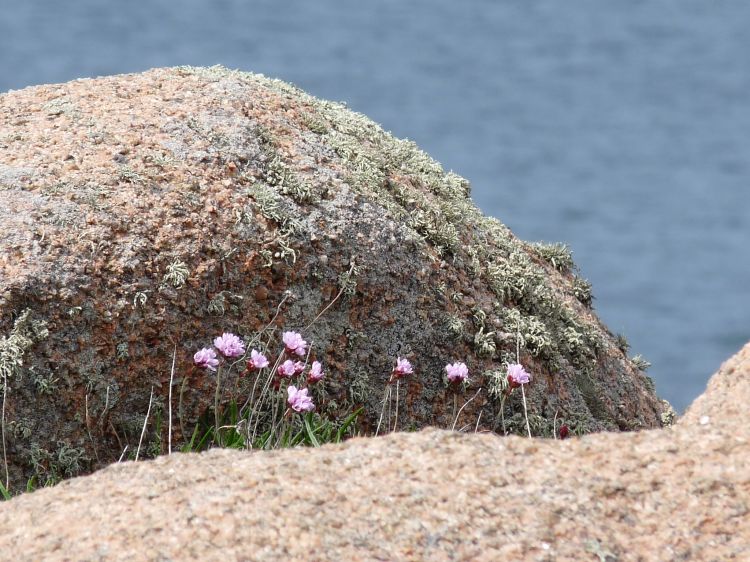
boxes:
[0,66,666,490]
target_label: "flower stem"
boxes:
[214,366,222,446]
[375,385,391,436]
[393,381,400,433]
[452,388,482,431]
[521,384,531,438]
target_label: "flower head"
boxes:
[307,361,324,383]
[282,331,308,357]
[507,363,531,388]
[287,385,315,412]
[194,348,219,371]
[559,425,570,440]
[294,361,306,375]
[392,357,413,380]
[277,359,297,378]
[246,349,269,370]
[213,332,245,358]
[445,361,469,384]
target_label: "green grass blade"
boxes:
[304,414,321,447]
[0,481,11,501]
[336,407,363,442]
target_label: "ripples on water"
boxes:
[2,0,748,411]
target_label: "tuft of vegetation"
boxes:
[572,276,593,307]
[532,242,575,273]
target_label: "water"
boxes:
[1,1,748,412]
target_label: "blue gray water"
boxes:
[2,1,748,412]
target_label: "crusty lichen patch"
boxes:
[0,309,49,384]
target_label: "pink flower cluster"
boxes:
[283,331,307,357]
[390,357,413,381]
[194,328,325,416]
[194,332,246,371]
[287,385,315,412]
[445,362,469,384]
[247,349,270,370]
[194,348,219,371]
[307,361,324,383]
[213,333,245,358]
[507,363,531,388]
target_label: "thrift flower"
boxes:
[445,361,469,383]
[194,348,219,372]
[392,357,414,380]
[277,359,297,378]
[559,425,570,440]
[294,361,306,375]
[507,363,531,388]
[282,331,307,357]
[246,349,269,370]
[213,332,245,358]
[287,385,315,412]
[307,361,324,383]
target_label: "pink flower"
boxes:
[282,331,307,357]
[445,362,469,383]
[294,361,306,375]
[507,363,531,388]
[277,359,297,378]
[213,332,245,358]
[287,385,315,412]
[246,349,269,370]
[194,348,219,371]
[307,361,324,383]
[392,357,413,380]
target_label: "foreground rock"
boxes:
[0,67,663,489]
[1,343,748,561]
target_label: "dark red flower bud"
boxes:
[559,425,570,440]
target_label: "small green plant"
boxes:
[631,354,651,371]
[572,276,593,306]
[162,258,190,289]
[532,242,575,273]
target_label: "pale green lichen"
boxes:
[132,291,149,308]
[532,242,575,273]
[208,293,227,316]
[660,400,677,426]
[162,259,189,289]
[32,370,59,395]
[631,355,651,371]
[445,315,465,340]
[500,307,553,358]
[29,441,88,486]
[572,276,593,307]
[264,153,316,204]
[561,326,585,355]
[0,310,49,386]
[115,342,129,361]
[486,251,542,303]
[258,234,298,268]
[338,261,361,298]
[473,327,496,358]
[301,112,329,135]
[117,166,143,185]
[485,369,510,400]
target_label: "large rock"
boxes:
[0,67,663,490]
[0,343,748,561]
